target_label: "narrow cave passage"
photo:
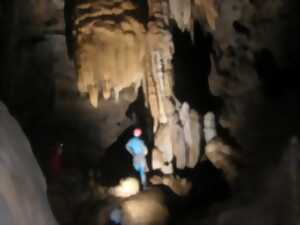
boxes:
[172,22,218,114]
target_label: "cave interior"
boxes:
[0,0,300,225]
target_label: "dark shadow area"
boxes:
[254,48,300,98]
[168,161,231,225]
[172,22,221,114]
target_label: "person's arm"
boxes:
[126,141,134,156]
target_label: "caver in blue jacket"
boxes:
[126,128,148,188]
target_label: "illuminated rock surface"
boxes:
[71,0,146,107]
[0,102,58,225]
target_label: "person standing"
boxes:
[125,128,149,189]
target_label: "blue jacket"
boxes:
[126,137,148,156]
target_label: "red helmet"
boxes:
[133,128,142,137]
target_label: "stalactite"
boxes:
[167,0,219,40]
[72,0,146,107]
[169,0,192,32]
[193,0,218,31]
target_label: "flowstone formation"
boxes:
[69,0,220,175]
[145,0,201,173]
[72,0,146,108]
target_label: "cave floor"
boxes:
[44,145,230,225]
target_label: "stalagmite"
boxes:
[154,124,174,164]
[204,111,217,143]
[171,116,187,169]
[187,110,202,168]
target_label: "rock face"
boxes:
[0,102,58,225]
[205,137,238,185]
[209,0,300,149]
[201,137,300,225]
[200,0,300,224]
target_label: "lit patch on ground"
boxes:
[109,177,140,198]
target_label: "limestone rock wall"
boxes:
[199,137,300,225]
[197,0,300,224]
[209,0,300,156]
[0,102,58,225]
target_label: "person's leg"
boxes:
[139,165,147,189]
[134,162,147,189]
